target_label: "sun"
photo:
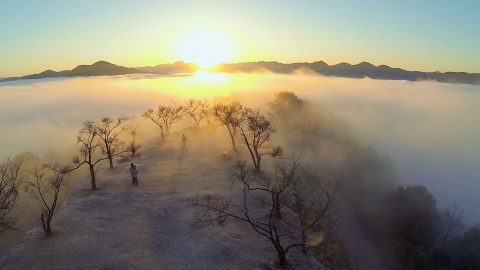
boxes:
[177,30,232,69]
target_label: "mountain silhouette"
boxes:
[135,61,199,75]
[1,60,479,85]
[0,61,143,82]
[214,61,480,84]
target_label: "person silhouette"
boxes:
[182,134,187,145]
[130,163,138,185]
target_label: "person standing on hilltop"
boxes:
[130,163,138,186]
[182,134,187,145]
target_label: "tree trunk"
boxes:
[273,193,282,219]
[228,127,237,151]
[255,151,261,172]
[41,213,52,235]
[300,223,307,253]
[254,159,261,172]
[250,152,259,172]
[105,145,114,169]
[274,242,287,266]
[301,224,307,252]
[89,164,97,190]
[46,213,52,235]
[252,156,260,172]
[242,133,258,171]
[108,155,114,169]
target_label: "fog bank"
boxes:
[1,73,479,224]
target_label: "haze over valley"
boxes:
[1,72,480,226]
[2,1,480,269]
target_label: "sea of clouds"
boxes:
[1,73,479,224]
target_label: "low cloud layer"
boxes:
[1,73,479,224]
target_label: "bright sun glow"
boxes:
[177,30,232,69]
[193,70,227,82]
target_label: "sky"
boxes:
[1,0,479,77]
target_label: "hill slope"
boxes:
[0,130,322,270]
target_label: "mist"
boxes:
[1,72,480,228]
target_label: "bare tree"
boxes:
[96,115,130,169]
[212,102,247,151]
[239,109,282,172]
[74,121,109,190]
[127,124,143,158]
[234,158,299,219]
[439,202,465,246]
[142,104,183,139]
[24,165,69,235]
[290,173,340,252]
[183,99,210,128]
[193,159,339,266]
[0,159,23,234]
[271,157,302,219]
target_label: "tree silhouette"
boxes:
[74,121,109,190]
[143,104,183,139]
[24,165,70,235]
[269,91,304,114]
[96,115,130,169]
[212,101,247,151]
[0,159,23,234]
[239,109,281,172]
[385,185,441,268]
[193,158,339,266]
[127,124,142,158]
[183,99,210,128]
[291,173,339,252]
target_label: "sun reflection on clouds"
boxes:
[119,72,256,99]
[193,70,227,83]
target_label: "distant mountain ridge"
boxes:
[1,60,479,85]
[135,61,199,75]
[0,61,143,82]
[214,61,480,84]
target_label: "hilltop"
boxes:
[0,130,324,270]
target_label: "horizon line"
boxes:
[2,59,480,79]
